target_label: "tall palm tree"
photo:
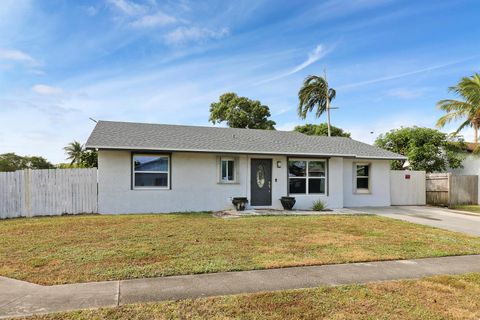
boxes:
[298,74,336,136]
[64,141,84,165]
[436,73,480,143]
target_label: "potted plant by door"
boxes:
[232,197,248,211]
[280,196,296,210]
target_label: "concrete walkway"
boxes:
[349,206,480,236]
[2,254,480,319]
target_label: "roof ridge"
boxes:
[97,120,302,134]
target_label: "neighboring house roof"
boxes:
[85,120,406,160]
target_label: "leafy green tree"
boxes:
[209,92,276,129]
[0,153,27,172]
[56,163,76,169]
[62,141,98,168]
[298,75,336,136]
[0,153,54,172]
[375,127,466,173]
[79,150,98,168]
[436,73,480,143]
[25,156,55,169]
[294,123,350,137]
[64,141,84,165]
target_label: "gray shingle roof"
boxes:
[85,120,406,160]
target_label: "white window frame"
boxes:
[288,158,327,195]
[354,162,371,194]
[132,153,170,190]
[219,157,237,183]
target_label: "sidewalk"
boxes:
[2,254,480,319]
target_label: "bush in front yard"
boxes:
[312,199,327,211]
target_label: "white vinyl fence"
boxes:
[390,170,426,206]
[0,168,97,219]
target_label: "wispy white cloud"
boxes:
[338,56,480,90]
[130,11,177,28]
[165,26,229,45]
[290,44,329,74]
[85,6,98,17]
[32,84,64,95]
[387,87,429,99]
[272,107,292,117]
[256,44,331,84]
[106,0,177,29]
[347,111,437,144]
[0,48,38,66]
[106,0,145,16]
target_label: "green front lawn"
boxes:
[451,205,480,215]
[23,273,480,319]
[1,213,480,285]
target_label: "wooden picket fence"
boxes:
[0,168,97,219]
[426,173,478,207]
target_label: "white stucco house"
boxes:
[85,120,406,214]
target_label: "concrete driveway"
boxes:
[349,206,480,237]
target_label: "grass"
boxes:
[450,205,480,215]
[1,213,480,285]
[21,273,480,319]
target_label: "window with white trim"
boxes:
[354,163,370,193]
[220,157,236,183]
[288,159,326,195]
[132,154,170,189]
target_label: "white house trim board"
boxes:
[89,145,405,160]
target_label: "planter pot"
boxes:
[280,196,296,210]
[232,197,248,211]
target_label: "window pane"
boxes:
[135,173,168,187]
[356,165,369,177]
[308,161,325,177]
[134,155,168,172]
[357,177,369,189]
[289,178,306,194]
[288,161,306,177]
[309,178,325,194]
[227,160,234,180]
[221,160,228,180]
[221,160,235,181]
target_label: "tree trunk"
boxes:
[474,124,478,144]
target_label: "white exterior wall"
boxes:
[343,159,391,207]
[98,150,391,213]
[99,151,248,213]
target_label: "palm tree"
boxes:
[298,74,336,136]
[436,73,480,144]
[64,141,84,165]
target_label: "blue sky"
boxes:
[0,0,479,163]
